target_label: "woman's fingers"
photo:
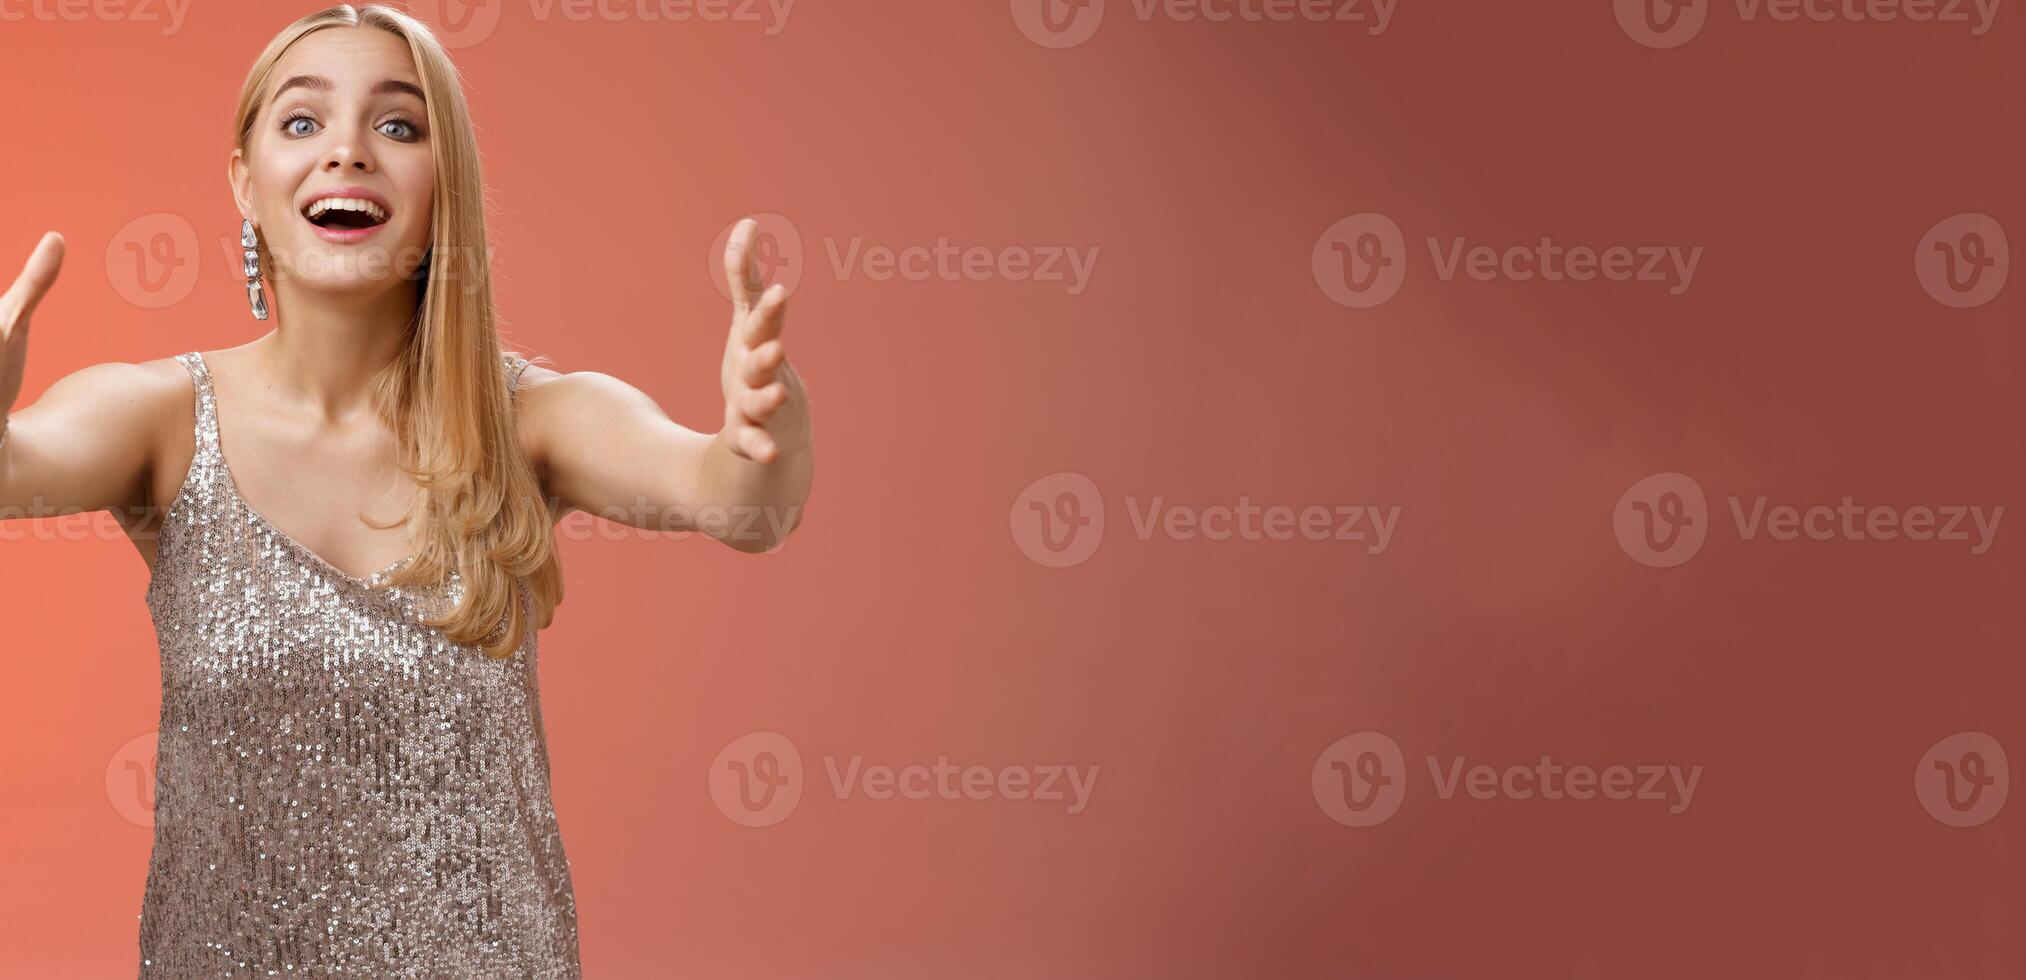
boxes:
[2,232,66,336]
[724,420,778,464]
[738,284,788,350]
[717,224,794,465]
[739,382,789,423]
[723,368,789,461]
[722,218,762,316]
[744,426,778,463]
[740,340,786,388]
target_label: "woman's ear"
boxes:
[227,146,253,222]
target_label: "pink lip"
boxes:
[298,185,394,244]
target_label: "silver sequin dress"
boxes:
[138,350,582,977]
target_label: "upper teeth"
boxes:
[307,198,386,221]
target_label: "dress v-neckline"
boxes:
[190,352,420,588]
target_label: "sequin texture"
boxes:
[138,351,580,977]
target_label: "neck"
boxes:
[256,277,420,419]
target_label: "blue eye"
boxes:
[281,113,319,137]
[378,119,418,141]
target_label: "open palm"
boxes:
[1,232,65,425]
[718,218,806,464]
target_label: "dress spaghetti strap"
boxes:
[172,351,220,470]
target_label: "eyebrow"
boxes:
[272,74,426,103]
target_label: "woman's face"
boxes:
[230,26,435,299]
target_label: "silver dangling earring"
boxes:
[242,219,269,320]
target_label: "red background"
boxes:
[1,1,2021,976]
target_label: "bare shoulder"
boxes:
[48,354,187,390]
[132,356,202,435]
[36,355,194,426]
[513,363,664,421]
[509,361,688,473]
[514,361,568,394]
[131,354,197,396]
[22,356,199,511]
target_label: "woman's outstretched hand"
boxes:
[2,232,65,426]
[0,229,160,520]
[719,218,809,464]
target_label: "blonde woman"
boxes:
[0,5,812,975]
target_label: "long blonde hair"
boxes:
[233,4,562,658]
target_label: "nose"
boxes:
[320,125,376,174]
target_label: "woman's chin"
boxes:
[271,240,430,291]
[277,270,426,307]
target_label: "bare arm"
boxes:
[519,218,814,553]
[0,233,164,521]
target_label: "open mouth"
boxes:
[301,195,391,234]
